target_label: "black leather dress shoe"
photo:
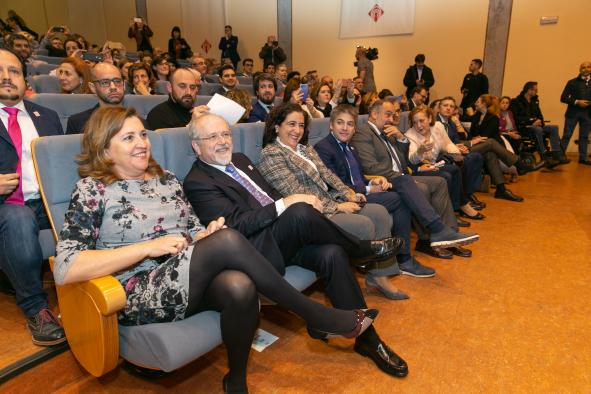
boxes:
[27,309,67,346]
[354,339,408,378]
[468,194,486,208]
[459,210,485,220]
[449,246,472,257]
[494,189,524,202]
[415,241,453,259]
[354,237,405,266]
[456,216,471,227]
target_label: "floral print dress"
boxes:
[54,171,205,326]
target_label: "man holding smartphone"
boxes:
[259,35,286,69]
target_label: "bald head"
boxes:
[580,61,591,78]
[189,114,233,165]
[89,62,124,106]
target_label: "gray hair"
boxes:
[187,113,228,141]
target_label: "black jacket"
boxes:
[147,95,192,130]
[510,94,545,130]
[560,75,591,117]
[460,72,488,109]
[403,65,435,98]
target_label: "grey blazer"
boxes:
[257,141,353,215]
[350,122,410,179]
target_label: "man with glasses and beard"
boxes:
[66,62,126,134]
[147,68,209,129]
[247,73,277,123]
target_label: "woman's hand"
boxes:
[290,88,303,104]
[135,82,150,95]
[470,136,487,146]
[507,131,521,140]
[143,235,188,258]
[337,202,361,213]
[195,217,227,241]
[352,193,367,203]
[418,163,438,172]
[417,141,434,154]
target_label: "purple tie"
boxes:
[2,107,24,205]
[225,164,274,207]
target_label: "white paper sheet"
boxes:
[206,93,246,125]
[251,328,279,352]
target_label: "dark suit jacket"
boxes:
[314,134,367,194]
[560,76,591,117]
[1,100,63,204]
[183,153,287,274]
[247,101,269,123]
[66,104,98,135]
[510,94,545,130]
[403,65,435,98]
[469,112,502,143]
[218,35,240,64]
[350,122,410,179]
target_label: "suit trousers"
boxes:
[462,152,484,196]
[266,203,368,309]
[365,191,411,256]
[469,139,518,186]
[414,164,465,211]
[562,111,590,160]
[0,199,50,317]
[407,175,457,232]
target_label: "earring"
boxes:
[275,126,279,133]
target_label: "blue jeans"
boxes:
[561,112,590,161]
[527,125,561,154]
[0,199,50,317]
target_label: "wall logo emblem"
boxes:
[368,4,385,22]
[201,39,212,54]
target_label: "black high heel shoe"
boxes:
[307,309,378,341]
[223,373,249,394]
[459,210,486,220]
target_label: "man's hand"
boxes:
[190,105,210,123]
[284,194,323,212]
[456,144,470,154]
[0,173,19,195]
[384,125,403,139]
[369,176,392,191]
[337,202,360,213]
[195,217,227,241]
[576,99,590,108]
[532,119,543,127]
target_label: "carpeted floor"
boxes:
[3,160,590,393]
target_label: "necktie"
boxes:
[2,107,24,205]
[379,132,403,173]
[338,142,365,188]
[225,164,274,207]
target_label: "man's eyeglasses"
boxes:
[93,78,124,88]
[197,132,233,143]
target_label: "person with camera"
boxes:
[259,35,286,70]
[128,17,153,53]
[355,46,377,93]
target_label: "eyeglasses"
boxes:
[198,131,232,143]
[92,78,124,88]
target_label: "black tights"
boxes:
[185,228,360,390]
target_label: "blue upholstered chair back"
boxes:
[32,55,64,64]
[29,75,61,93]
[27,63,58,75]
[123,95,168,120]
[27,94,98,131]
[199,83,222,96]
[154,80,170,95]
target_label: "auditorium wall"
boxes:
[503,0,588,152]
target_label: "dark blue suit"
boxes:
[247,101,269,123]
[0,100,63,317]
[314,133,411,256]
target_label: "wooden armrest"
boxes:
[363,174,381,180]
[83,276,127,315]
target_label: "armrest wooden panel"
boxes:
[84,276,127,315]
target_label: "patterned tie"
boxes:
[225,164,274,207]
[379,132,403,173]
[2,107,24,205]
[338,141,365,188]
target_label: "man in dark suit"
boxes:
[66,62,125,134]
[403,54,435,102]
[560,61,591,164]
[407,86,428,111]
[183,113,409,378]
[211,64,240,96]
[0,48,66,346]
[315,104,439,279]
[218,25,240,69]
[351,99,479,260]
[247,73,276,123]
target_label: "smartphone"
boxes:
[300,83,309,102]
[133,17,142,23]
[51,26,65,33]
[83,52,104,63]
